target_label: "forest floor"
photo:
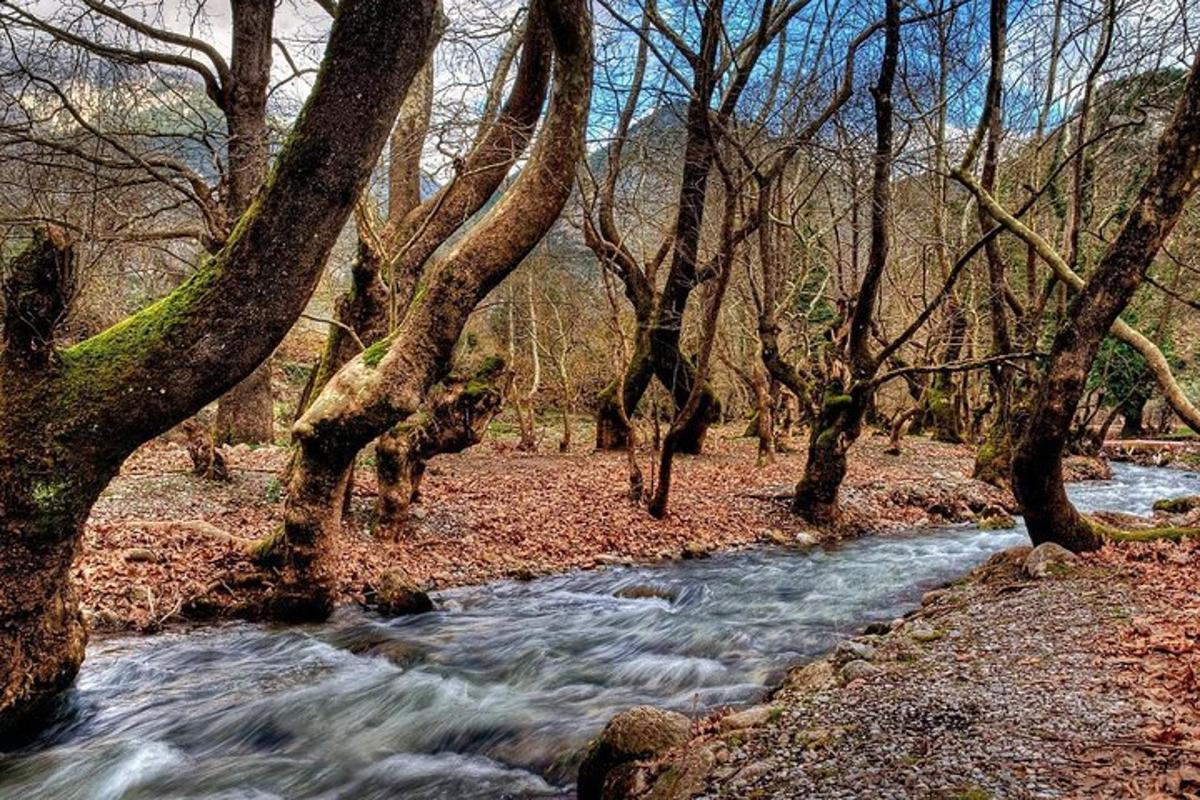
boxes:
[78,424,1016,633]
[646,540,1200,800]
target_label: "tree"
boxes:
[270,0,593,618]
[1011,47,1200,550]
[0,0,441,732]
[294,8,550,532]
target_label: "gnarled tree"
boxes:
[271,0,592,618]
[294,8,551,532]
[0,0,441,731]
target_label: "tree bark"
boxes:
[1013,48,1200,550]
[374,359,505,534]
[0,0,441,728]
[214,0,278,444]
[791,0,900,523]
[274,0,592,618]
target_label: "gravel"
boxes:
[696,556,1142,799]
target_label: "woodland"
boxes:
[1,0,1200,797]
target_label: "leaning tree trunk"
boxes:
[1013,46,1200,551]
[374,359,505,534]
[274,0,592,619]
[0,0,440,729]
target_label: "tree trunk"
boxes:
[792,386,869,524]
[215,363,274,444]
[791,0,900,522]
[374,360,505,534]
[214,0,277,444]
[274,0,592,616]
[0,0,442,726]
[1014,48,1200,550]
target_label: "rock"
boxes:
[833,639,876,664]
[124,547,158,563]
[509,567,536,582]
[719,705,776,732]
[373,569,434,616]
[577,706,692,800]
[615,584,679,603]
[681,541,710,559]
[908,621,942,643]
[645,745,717,800]
[861,621,892,636]
[921,588,950,606]
[1064,455,1113,482]
[840,659,883,682]
[794,531,819,546]
[763,529,792,546]
[1153,495,1200,514]
[595,553,628,567]
[978,509,1017,530]
[784,659,837,692]
[358,640,426,667]
[1023,542,1080,579]
[730,758,775,786]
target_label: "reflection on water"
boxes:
[0,463,1193,799]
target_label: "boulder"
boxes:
[615,584,679,603]
[373,569,434,616]
[1153,495,1200,514]
[578,706,691,800]
[719,705,776,732]
[908,621,941,643]
[1023,542,1080,579]
[832,639,876,664]
[978,509,1017,530]
[840,659,883,683]
[784,659,837,692]
[681,541,710,560]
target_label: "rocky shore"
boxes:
[579,535,1200,799]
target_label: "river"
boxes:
[1,462,1195,799]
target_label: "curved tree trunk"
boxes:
[0,0,441,727]
[374,359,505,534]
[274,0,592,618]
[1013,48,1200,550]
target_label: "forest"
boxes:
[1,0,1200,796]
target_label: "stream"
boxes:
[2,463,1197,800]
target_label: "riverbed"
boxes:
[1,463,1194,800]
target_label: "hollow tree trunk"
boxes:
[0,0,441,727]
[1013,47,1200,550]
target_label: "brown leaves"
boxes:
[1090,538,1200,797]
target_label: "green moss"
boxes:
[361,335,394,368]
[824,393,852,411]
[1106,526,1200,543]
[59,257,223,402]
[1152,495,1200,514]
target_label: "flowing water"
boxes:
[2,463,1197,800]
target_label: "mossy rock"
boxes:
[577,706,691,800]
[371,569,433,616]
[1152,495,1200,514]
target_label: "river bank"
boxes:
[599,536,1200,799]
[78,428,1020,632]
